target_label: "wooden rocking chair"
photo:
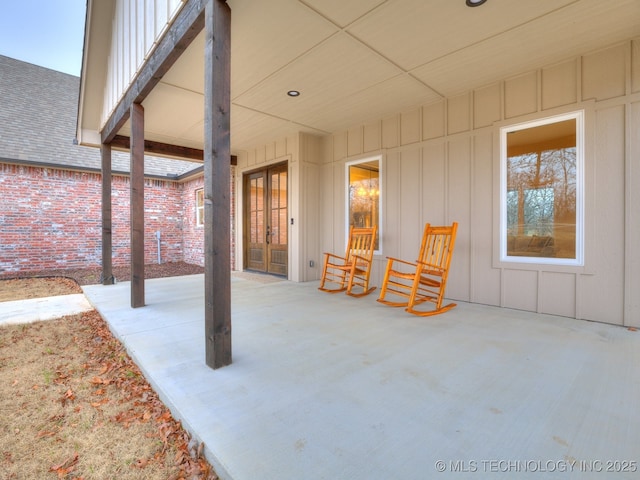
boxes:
[377,222,458,316]
[318,225,377,297]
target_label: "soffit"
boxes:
[346,0,577,73]
[411,0,640,95]
[78,0,115,136]
[298,0,387,28]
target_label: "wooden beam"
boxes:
[101,143,114,285]
[204,0,232,369]
[130,103,145,308]
[111,135,238,166]
[111,135,205,162]
[101,0,207,144]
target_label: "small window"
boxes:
[346,157,381,252]
[500,111,584,265]
[196,188,204,227]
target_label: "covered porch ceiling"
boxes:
[89,0,640,155]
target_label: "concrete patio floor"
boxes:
[82,273,640,479]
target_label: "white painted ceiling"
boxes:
[123,0,640,155]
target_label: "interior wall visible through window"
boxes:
[500,111,584,266]
[346,157,381,252]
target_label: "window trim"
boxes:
[195,188,204,227]
[345,155,382,255]
[499,110,584,267]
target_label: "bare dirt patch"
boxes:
[0,277,83,302]
[0,262,204,302]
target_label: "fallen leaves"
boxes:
[49,452,79,479]
[60,388,75,406]
[36,430,57,439]
[89,375,111,385]
[79,310,218,478]
[91,398,109,408]
[1,308,218,479]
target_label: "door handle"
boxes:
[266,226,270,244]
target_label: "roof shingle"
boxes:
[0,55,201,178]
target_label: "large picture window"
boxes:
[346,157,381,252]
[500,111,583,265]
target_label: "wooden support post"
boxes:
[101,143,114,285]
[203,0,232,369]
[130,103,145,308]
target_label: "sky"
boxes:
[0,0,86,76]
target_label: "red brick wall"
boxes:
[182,176,204,266]
[1,164,101,272]
[110,175,185,267]
[0,164,184,273]
[0,163,236,274]
[182,165,236,270]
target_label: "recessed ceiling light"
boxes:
[466,0,487,6]
[287,90,300,97]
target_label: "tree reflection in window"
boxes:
[505,117,579,260]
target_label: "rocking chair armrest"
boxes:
[323,252,348,264]
[385,256,417,267]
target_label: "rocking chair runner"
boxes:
[377,222,458,316]
[318,225,377,297]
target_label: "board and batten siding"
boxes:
[102,0,186,126]
[234,133,324,284]
[319,37,640,328]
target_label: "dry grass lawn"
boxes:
[0,277,217,480]
[0,277,83,302]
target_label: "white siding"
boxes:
[319,38,640,327]
[628,100,640,325]
[235,133,324,282]
[580,105,626,323]
[102,0,187,125]
[232,37,640,328]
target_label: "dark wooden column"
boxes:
[130,103,145,308]
[101,143,114,285]
[203,0,232,369]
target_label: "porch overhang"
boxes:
[78,0,640,156]
[88,0,233,369]
[76,0,640,371]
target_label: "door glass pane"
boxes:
[250,176,264,243]
[270,170,287,245]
